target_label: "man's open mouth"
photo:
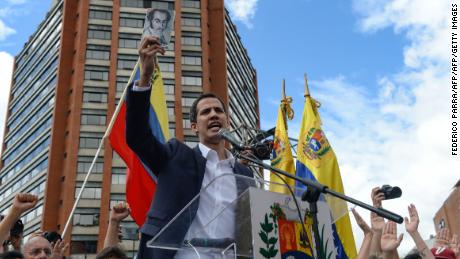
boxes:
[208,121,222,130]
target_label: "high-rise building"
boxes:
[0,0,259,256]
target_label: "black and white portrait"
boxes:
[142,8,175,49]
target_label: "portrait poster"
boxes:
[142,8,175,49]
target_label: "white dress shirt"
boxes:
[175,143,238,258]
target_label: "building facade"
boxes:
[0,0,259,257]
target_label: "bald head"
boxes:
[22,236,52,259]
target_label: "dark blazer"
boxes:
[125,85,253,257]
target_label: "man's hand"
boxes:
[138,36,165,86]
[110,203,130,223]
[371,211,385,233]
[238,148,254,165]
[352,208,372,236]
[381,221,403,253]
[51,239,69,259]
[371,187,385,208]
[404,204,419,234]
[11,193,38,216]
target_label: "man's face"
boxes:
[22,236,52,259]
[150,11,168,35]
[191,97,228,146]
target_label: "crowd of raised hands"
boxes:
[0,193,132,259]
[352,187,460,259]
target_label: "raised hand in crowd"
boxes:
[50,239,69,259]
[103,203,131,249]
[404,204,434,259]
[381,221,403,259]
[370,187,386,256]
[352,208,373,259]
[0,193,38,250]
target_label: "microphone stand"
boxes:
[235,152,403,259]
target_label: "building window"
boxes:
[182,56,201,66]
[181,36,201,46]
[181,76,202,86]
[111,174,126,185]
[79,132,104,149]
[81,114,106,125]
[77,156,104,174]
[120,0,144,8]
[75,187,102,199]
[87,26,111,40]
[120,17,144,28]
[181,17,201,27]
[73,213,99,226]
[84,66,109,81]
[159,63,174,72]
[83,92,108,103]
[119,33,141,49]
[86,49,110,60]
[182,0,200,9]
[116,76,129,92]
[89,10,112,20]
[117,54,138,70]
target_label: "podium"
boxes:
[147,174,346,259]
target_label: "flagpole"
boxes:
[62,59,141,237]
[304,73,310,97]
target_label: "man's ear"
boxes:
[191,122,198,134]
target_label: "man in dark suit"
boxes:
[126,36,253,258]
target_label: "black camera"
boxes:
[251,140,273,160]
[379,185,402,200]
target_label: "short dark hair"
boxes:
[404,252,422,259]
[9,219,23,238]
[189,93,227,123]
[147,9,171,24]
[0,251,24,259]
[43,231,62,243]
[96,246,128,259]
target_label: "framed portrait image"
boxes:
[142,8,175,49]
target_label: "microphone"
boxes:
[217,128,245,150]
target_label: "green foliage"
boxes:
[258,211,279,259]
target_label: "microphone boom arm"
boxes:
[235,152,404,224]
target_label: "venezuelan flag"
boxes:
[295,91,357,259]
[109,61,169,226]
[270,95,295,194]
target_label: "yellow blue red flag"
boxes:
[270,96,295,194]
[109,61,169,226]
[295,93,357,258]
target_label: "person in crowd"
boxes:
[370,187,386,256]
[404,204,435,259]
[0,251,24,259]
[103,203,130,249]
[0,194,38,253]
[126,36,253,257]
[380,220,403,259]
[21,236,52,259]
[351,208,373,259]
[431,228,458,259]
